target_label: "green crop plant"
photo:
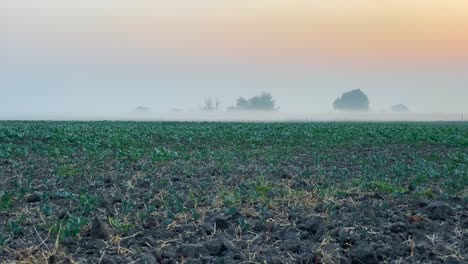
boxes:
[6,215,27,237]
[219,188,242,207]
[62,215,89,238]
[238,218,251,232]
[152,147,178,161]
[41,203,53,216]
[50,215,89,242]
[119,199,138,214]
[78,193,98,215]
[0,192,14,211]
[57,164,79,177]
[0,143,14,159]
[108,217,132,233]
[369,180,406,195]
[0,233,9,247]
[138,204,156,222]
[414,188,437,199]
[190,208,201,221]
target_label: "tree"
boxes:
[229,92,279,111]
[333,89,370,112]
[201,97,221,112]
[135,106,151,113]
[392,104,410,113]
[236,97,249,109]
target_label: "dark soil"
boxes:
[1,192,466,263]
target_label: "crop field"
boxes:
[0,121,467,263]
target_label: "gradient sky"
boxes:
[2,0,468,117]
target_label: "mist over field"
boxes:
[2,1,468,121]
[2,57,468,121]
[0,111,465,122]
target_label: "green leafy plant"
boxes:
[0,233,9,247]
[57,164,79,177]
[50,214,89,242]
[6,216,27,237]
[108,217,132,233]
[79,193,98,215]
[0,192,14,210]
[190,208,201,221]
[152,147,178,161]
[62,215,89,238]
[238,218,251,232]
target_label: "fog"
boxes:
[1,61,467,121]
[0,110,465,122]
[2,1,468,121]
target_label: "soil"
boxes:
[1,188,466,263]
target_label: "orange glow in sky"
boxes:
[3,0,468,65]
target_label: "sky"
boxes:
[2,0,468,119]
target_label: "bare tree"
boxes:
[201,97,221,112]
[215,98,221,111]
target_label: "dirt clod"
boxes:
[351,244,379,264]
[179,244,209,258]
[212,215,229,230]
[135,253,157,264]
[203,237,231,256]
[386,222,407,233]
[298,215,325,234]
[90,217,112,240]
[99,255,120,264]
[409,215,424,223]
[25,193,41,203]
[426,201,455,220]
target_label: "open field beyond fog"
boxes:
[0,121,467,263]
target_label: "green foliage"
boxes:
[415,188,437,199]
[62,215,89,238]
[190,208,201,221]
[0,144,14,159]
[152,147,178,161]
[41,203,53,216]
[369,180,406,195]
[224,207,240,218]
[6,215,27,237]
[165,188,186,214]
[78,193,98,215]
[108,217,132,232]
[0,233,8,247]
[0,192,14,210]
[238,218,251,232]
[50,214,89,242]
[120,199,137,214]
[57,164,79,177]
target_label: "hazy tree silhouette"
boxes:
[135,106,151,113]
[392,104,410,113]
[236,97,250,110]
[201,97,221,112]
[229,92,279,111]
[333,89,370,111]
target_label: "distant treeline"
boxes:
[139,90,410,113]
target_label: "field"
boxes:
[0,121,467,263]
